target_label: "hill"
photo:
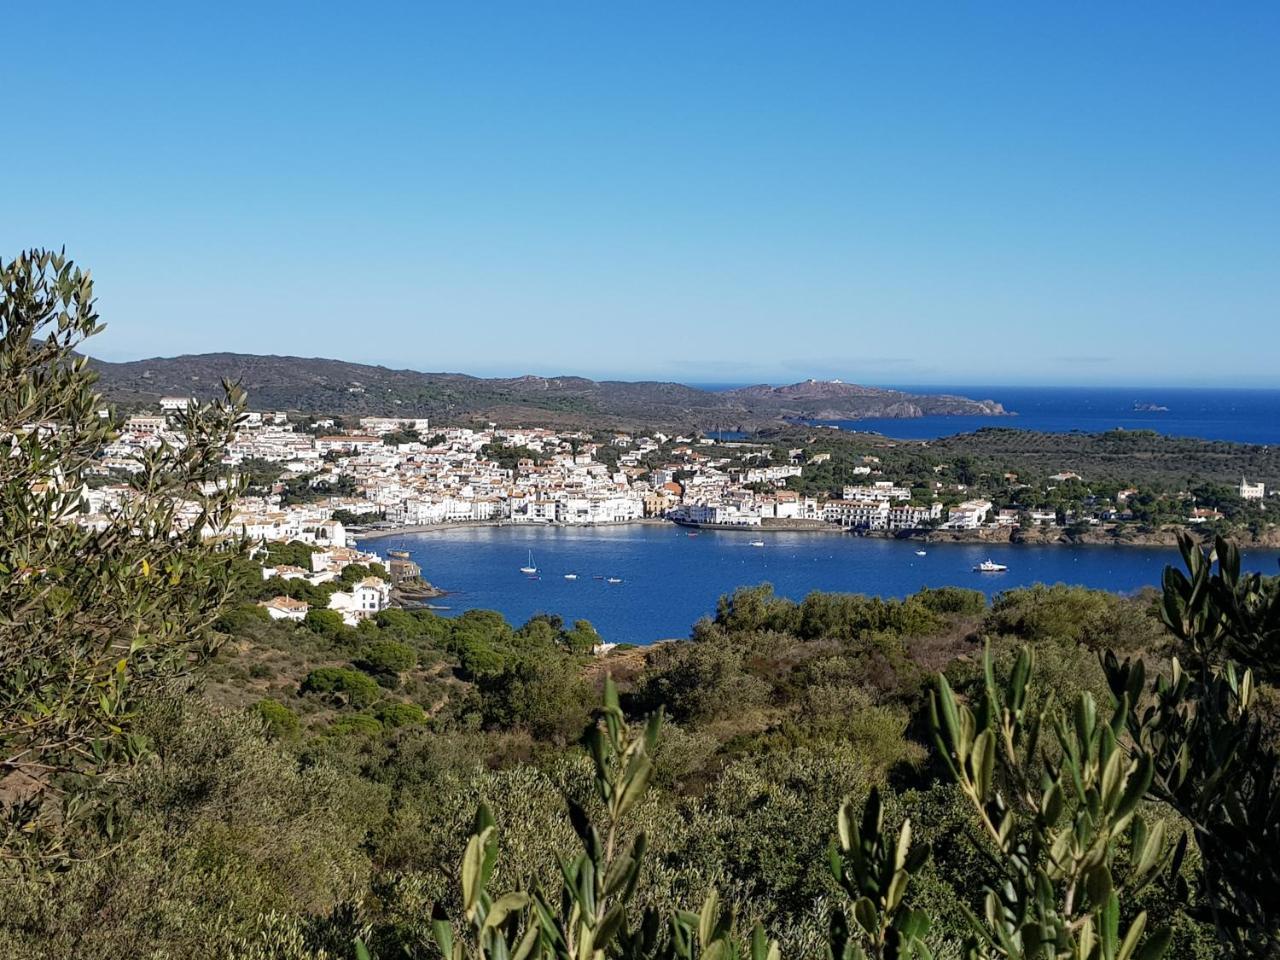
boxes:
[88,352,1008,429]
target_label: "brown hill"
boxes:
[88,353,1009,430]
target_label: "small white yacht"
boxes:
[519,550,537,575]
[564,573,578,580]
[915,550,927,556]
[749,539,765,548]
[974,559,1008,572]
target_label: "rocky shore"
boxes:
[887,524,1280,549]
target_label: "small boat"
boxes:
[426,604,451,610]
[606,577,623,584]
[749,540,765,548]
[564,573,578,580]
[687,531,699,537]
[974,559,1008,572]
[915,550,927,556]
[519,549,537,575]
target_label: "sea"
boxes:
[800,386,1280,444]
[357,526,1280,646]
[356,386,1280,644]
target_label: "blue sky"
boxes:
[4,3,1278,386]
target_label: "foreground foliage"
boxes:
[0,251,246,868]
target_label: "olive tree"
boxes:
[0,249,246,869]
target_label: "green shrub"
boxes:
[301,667,380,708]
[374,702,426,728]
[215,602,272,634]
[912,585,986,617]
[356,639,417,678]
[253,698,299,739]
[327,714,383,737]
[477,657,594,743]
[304,608,346,639]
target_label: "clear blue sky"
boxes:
[4,2,1278,386]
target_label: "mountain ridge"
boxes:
[87,352,1009,430]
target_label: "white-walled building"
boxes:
[943,500,994,530]
[260,596,309,621]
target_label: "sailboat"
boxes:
[915,550,927,556]
[519,550,538,575]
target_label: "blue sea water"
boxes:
[807,386,1280,444]
[359,526,1280,646]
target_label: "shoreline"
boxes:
[352,518,1277,550]
[353,517,670,541]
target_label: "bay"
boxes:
[358,525,1280,645]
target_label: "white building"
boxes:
[842,482,911,502]
[260,596,309,621]
[1240,477,1265,501]
[327,576,390,625]
[671,503,762,527]
[943,500,993,530]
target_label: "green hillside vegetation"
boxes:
[4,252,1280,960]
[86,352,1007,431]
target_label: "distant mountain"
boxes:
[87,353,1009,430]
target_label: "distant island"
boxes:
[87,353,1009,431]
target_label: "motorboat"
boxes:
[749,540,765,548]
[915,550,927,556]
[564,573,578,580]
[606,577,623,584]
[974,559,1008,572]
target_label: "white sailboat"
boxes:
[519,550,538,574]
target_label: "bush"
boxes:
[253,698,299,739]
[375,702,427,728]
[215,602,272,634]
[301,667,381,708]
[562,619,603,654]
[303,609,346,640]
[630,641,770,725]
[356,639,417,678]
[478,657,595,743]
[327,714,383,737]
[912,585,987,617]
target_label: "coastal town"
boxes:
[80,401,1276,572]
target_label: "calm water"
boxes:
[360,525,1280,645]
[811,386,1280,444]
